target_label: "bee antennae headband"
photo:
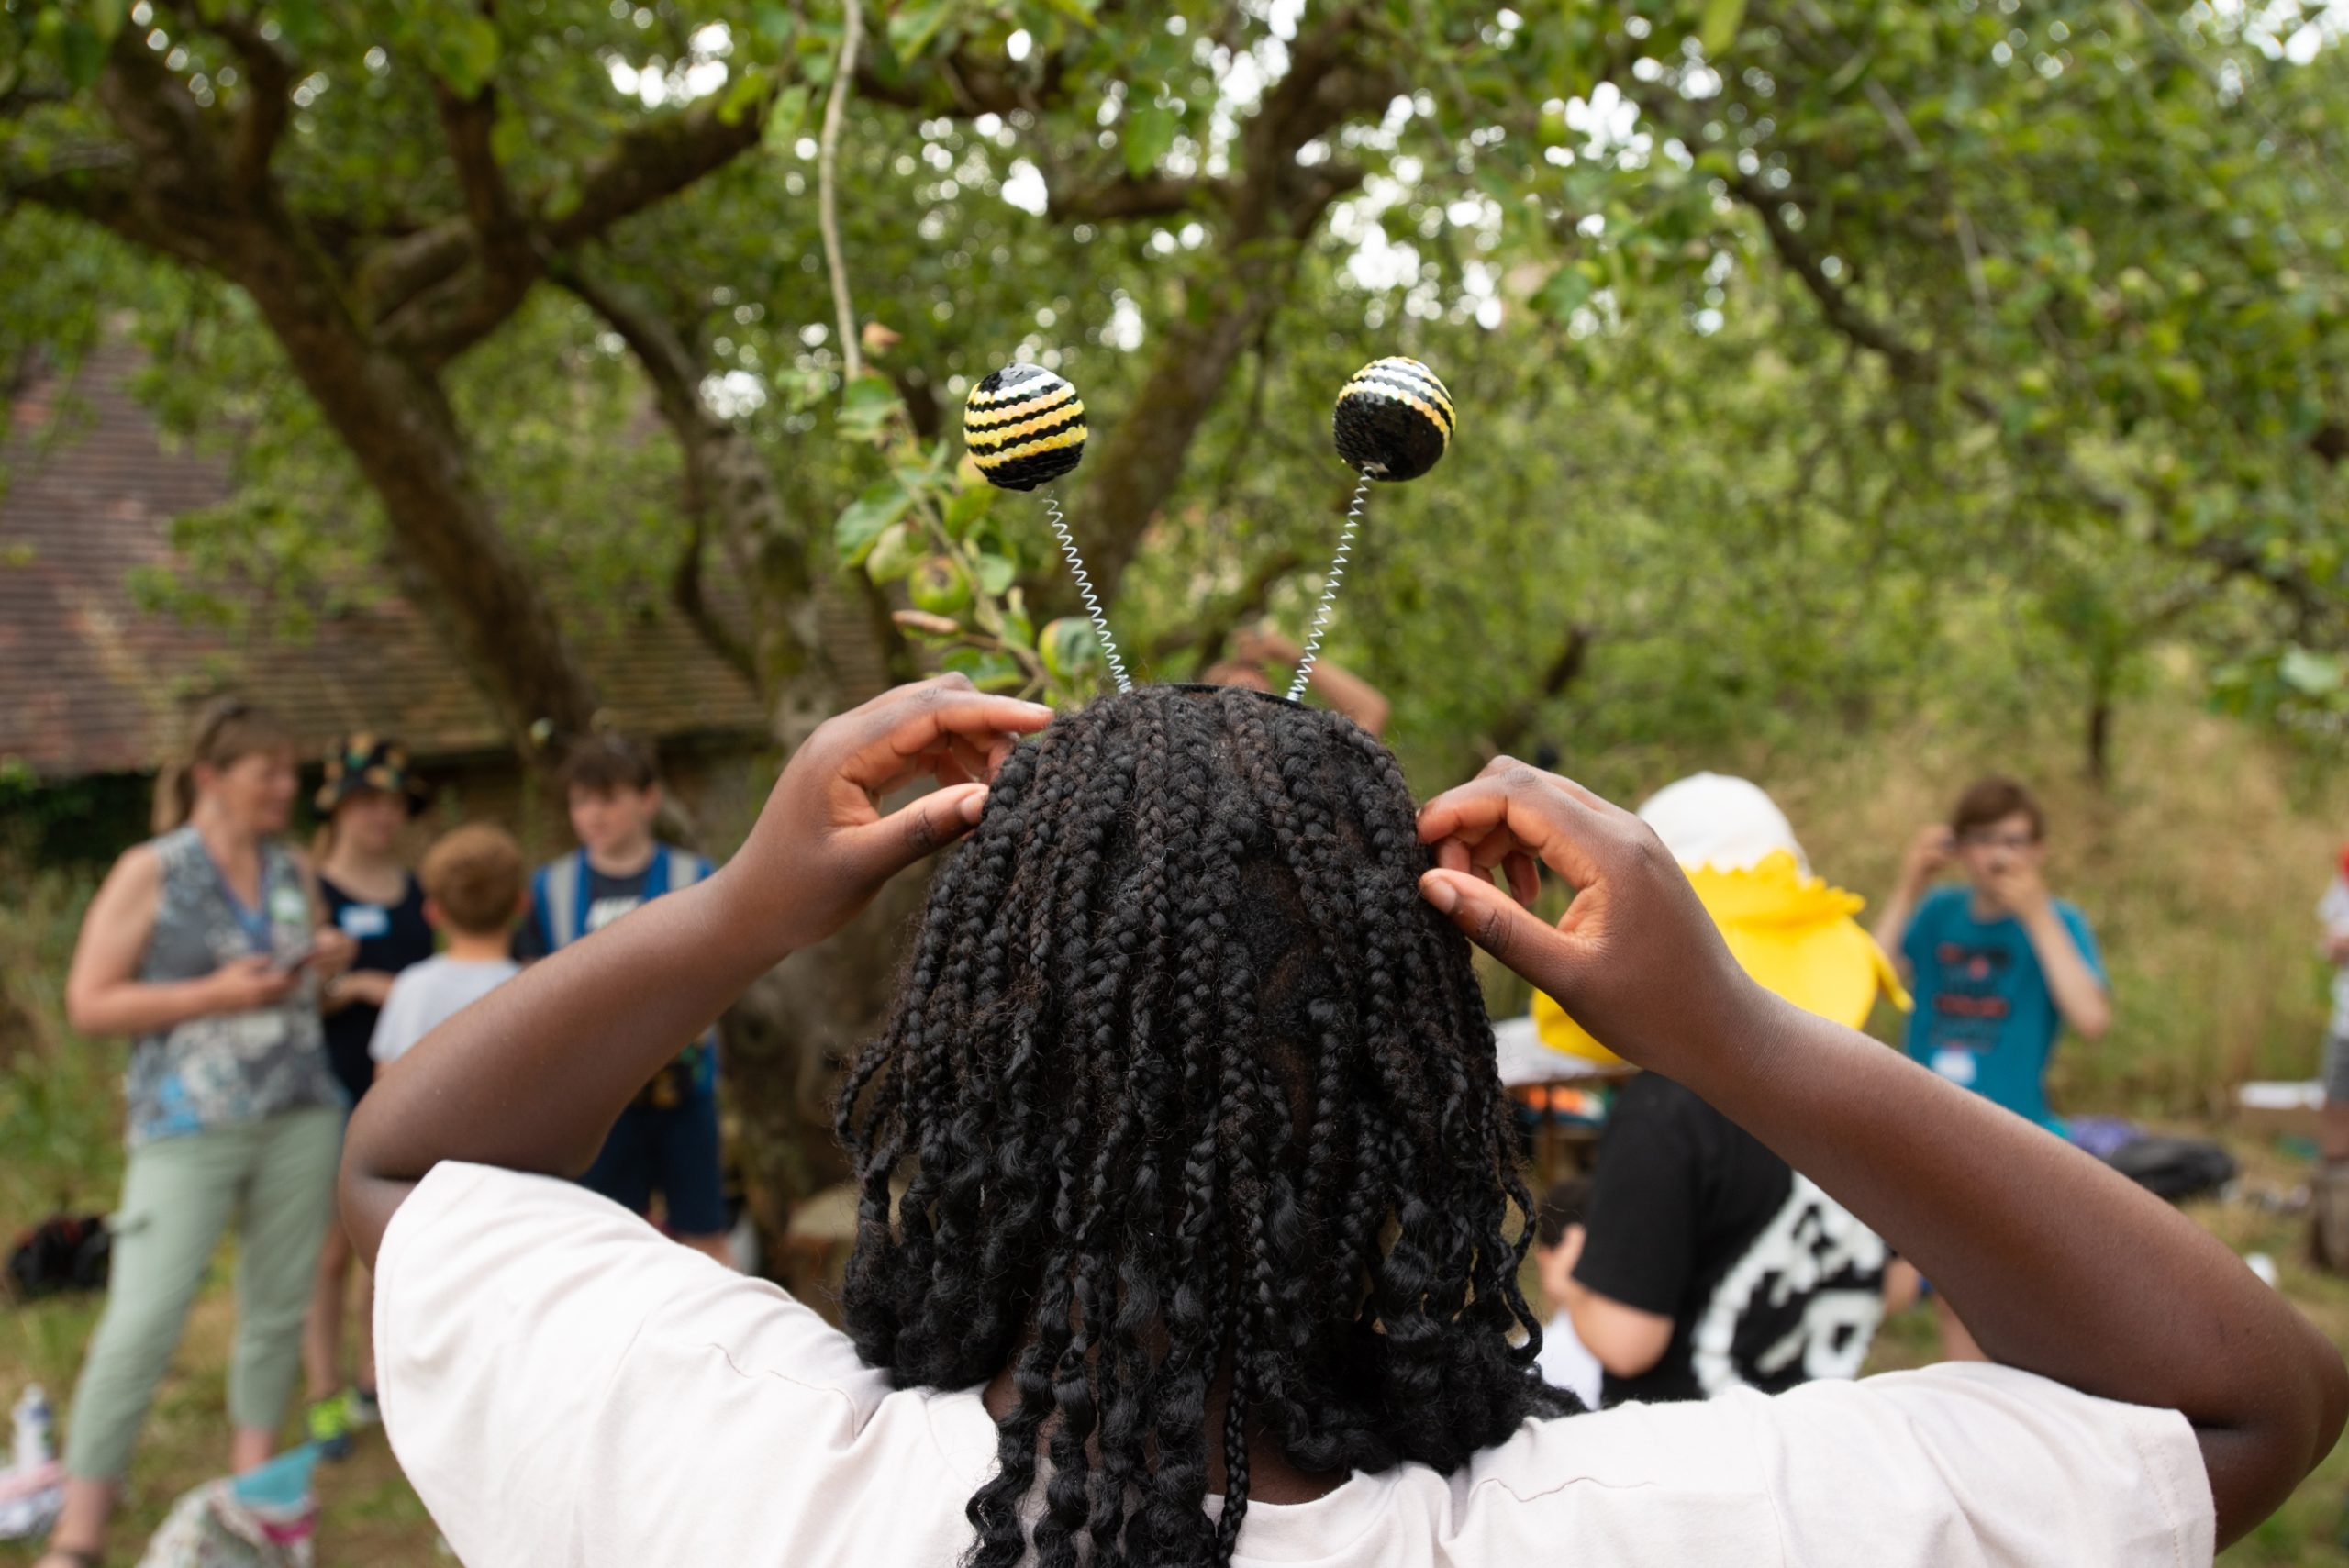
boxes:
[963,354,1453,705]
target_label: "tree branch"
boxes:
[1147,545,1307,662]
[1731,170,1932,384]
[1057,15,1400,609]
[367,87,772,361]
[1486,624,1597,756]
[818,0,867,383]
[540,92,768,250]
[852,47,1070,117]
[205,11,293,195]
[434,80,529,265]
[1049,170,1219,221]
[672,484,762,684]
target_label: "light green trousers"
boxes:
[63,1106,343,1482]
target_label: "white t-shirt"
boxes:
[374,1163,2214,1568]
[368,958,520,1065]
[1535,1307,1604,1410]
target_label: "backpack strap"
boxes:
[540,853,583,951]
[666,847,707,892]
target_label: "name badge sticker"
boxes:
[339,904,392,940]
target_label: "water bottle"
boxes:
[12,1383,53,1471]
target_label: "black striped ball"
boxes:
[964,363,1086,492]
[1332,356,1453,482]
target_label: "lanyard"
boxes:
[203,843,276,955]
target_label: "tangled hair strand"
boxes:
[837,686,1577,1568]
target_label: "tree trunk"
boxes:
[560,270,919,1277]
[1056,21,1400,610]
[213,241,599,754]
[2086,660,2115,788]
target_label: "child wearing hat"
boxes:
[1545,773,1907,1405]
[304,735,434,1460]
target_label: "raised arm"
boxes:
[339,677,1052,1266]
[65,845,296,1037]
[1989,862,2112,1040]
[1871,824,1952,980]
[1417,761,2345,1549]
[1233,627,1391,736]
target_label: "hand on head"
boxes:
[1415,757,1761,1078]
[1903,823,1956,886]
[739,674,1054,952]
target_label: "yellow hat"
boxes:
[1532,776,1909,1068]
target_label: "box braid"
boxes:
[836,685,1579,1568]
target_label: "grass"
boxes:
[5,683,2349,1562]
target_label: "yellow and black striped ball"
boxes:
[1332,356,1453,482]
[964,363,1087,492]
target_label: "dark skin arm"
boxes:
[1417,761,2348,1550]
[338,677,1053,1263]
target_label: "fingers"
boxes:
[1418,759,1622,891]
[838,680,1053,794]
[880,680,1053,759]
[847,782,991,883]
[1505,850,1541,907]
[1419,868,1581,995]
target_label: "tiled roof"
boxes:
[0,348,769,778]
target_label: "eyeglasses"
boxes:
[1957,830,2038,851]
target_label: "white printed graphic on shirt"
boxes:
[584,896,644,935]
[1690,1174,1887,1396]
[1928,1047,1977,1086]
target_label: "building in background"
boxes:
[0,348,774,861]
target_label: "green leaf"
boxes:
[429,12,502,95]
[86,0,127,42]
[941,484,995,539]
[834,480,912,568]
[888,1,958,61]
[941,648,1026,693]
[718,66,772,126]
[763,83,813,153]
[58,18,104,89]
[1000,588,1034,651]
[1698,0,1745,58]
[974,552,1016,595]
[489,112,531,172]
[1040,617,1102,682]
[1124,101,1177,180]
[275,0,325,51]
[863,520,922,584]
[751,4,796,48]
[1532,263,1594,321]
[838,372,904,440]
[2279,647,2344,698]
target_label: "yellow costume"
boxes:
[1533,778,1909,1070]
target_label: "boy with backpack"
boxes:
[517,735,731,1266]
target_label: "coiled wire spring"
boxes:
[1286,473,1370,703]
[1044,491,1131,694]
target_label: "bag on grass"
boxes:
[2105,1136,2237,1204]
[134,1443,318,1568]
[6,1213,111,1301]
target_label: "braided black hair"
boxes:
[836,685,1578,1568]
